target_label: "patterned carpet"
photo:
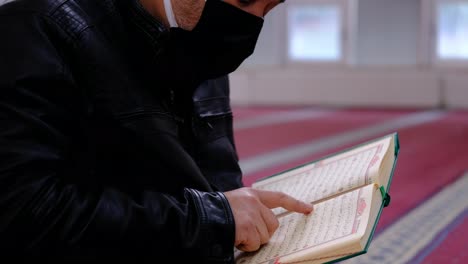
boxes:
[233,106,468,264]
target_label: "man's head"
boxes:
[142,0,285,82]
[141,0,285,30]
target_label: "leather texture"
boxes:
[0,0,242,262]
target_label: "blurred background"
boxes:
[1,0,464,262]
[230,1,468,263]
[231,0,468,108]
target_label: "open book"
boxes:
[235,133,399,264]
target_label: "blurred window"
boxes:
[436,1,468,60]
[287,3,342,62]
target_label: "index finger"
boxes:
[255,190,313,214]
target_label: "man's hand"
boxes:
[224,188,313,252]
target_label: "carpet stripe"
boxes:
[416,213,468,263]
[235,110,409,159]
[234,108,336,130]
[409,209,467,264]
[341,173,468,264]
[240,111,445,176]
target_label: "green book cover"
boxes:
[324,132,399,264]
[239,133,400,264]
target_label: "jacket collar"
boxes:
[128,0,170,54]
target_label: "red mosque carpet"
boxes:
[233,106,468,264]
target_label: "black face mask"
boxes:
[162,0,264,84]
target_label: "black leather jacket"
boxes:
[0,0,243,262]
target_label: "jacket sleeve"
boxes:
[0,12,235,261]
[192,76,244,192]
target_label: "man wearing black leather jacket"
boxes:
[0,0,312,262]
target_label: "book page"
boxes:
[375,136,397,192]
[236,184,377,264]
[253,136,391,214]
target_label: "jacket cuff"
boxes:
[185,188,236,263]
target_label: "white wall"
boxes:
[230,68,439,108]
[442,72,468,109]
[230,0,468,109]
[355,0,421,65]
[242,7,284,67]
[230,67,468,109]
